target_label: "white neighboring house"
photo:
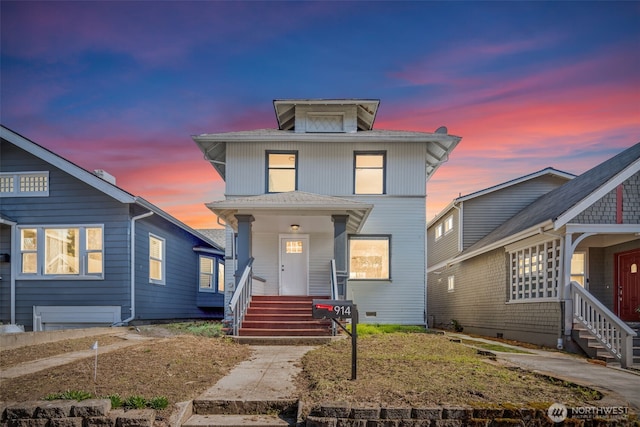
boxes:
[192,99,461,334]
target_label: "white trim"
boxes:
[555,157,640,229]
[1,126,135,203]
[565,223,640,234]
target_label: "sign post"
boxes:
[312,299,358,380]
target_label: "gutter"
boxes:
[1,217,18,324]
[118,210,154,325]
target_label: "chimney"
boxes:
[94,169,116,185]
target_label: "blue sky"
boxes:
[1,1,639,227]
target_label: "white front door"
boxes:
[279,235,309,295]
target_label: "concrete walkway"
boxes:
[196,346,316,401]
[448,333,640,411]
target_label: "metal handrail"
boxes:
[330,259,338,300]
[229,258,254,336]
[571,281,636,368]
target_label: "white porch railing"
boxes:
[330,259,338,300]
[228,258,254,336]
[571,281,636,368]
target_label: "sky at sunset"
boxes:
[1,1,639,229]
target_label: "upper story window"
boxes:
[0,172,49,197]
[19,225,103,278]
[354,152,385,194]
[435,224,444,240]
[444,215,453,233]
[149,234,165,285]
[266,151,297,193]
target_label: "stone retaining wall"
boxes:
[0,400,156,427]
[305,402,632,427]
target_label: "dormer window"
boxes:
[266,151,297,193]
[306,113,345,133]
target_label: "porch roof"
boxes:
[206,191,373,233]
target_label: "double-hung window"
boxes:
[199,256,225,293]
[354,152,385,194]
[266,151,297,193]
[349,235,390,280]
[19,225,104,278]
[149,234,165,285]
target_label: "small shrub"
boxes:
[123,395,148,409]
[148,396,169,410]
[45,390,93,401]
[106,393,123,408]
[451,319,464,332]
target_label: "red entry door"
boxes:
[616,248,640,321]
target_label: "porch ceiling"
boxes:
[206,191,373,233]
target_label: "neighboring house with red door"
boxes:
[427,142,640,368]
[192,99,461,337]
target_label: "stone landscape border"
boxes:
[1,399,156,427]
[304,402,635,427]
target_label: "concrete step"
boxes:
[183,414,293,427]
[238,328,331,336]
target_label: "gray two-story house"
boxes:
[0,126,225,331]
[193,99,461,335]
[427,144,640,368]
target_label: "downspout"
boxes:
[1,218,18,324]
[119,211,154,325]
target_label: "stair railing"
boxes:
[329,259,339,336]
[571,281,636,368]
[229,258,254,336]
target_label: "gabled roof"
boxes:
[1,125,221,250]
[460,142,640,258]
[273,99,380,131]
[206,191,373,233]
[428,167,575,226]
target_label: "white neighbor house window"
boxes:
[571,252,586,287]
[349,235,390,280]
[435,224,444,240]
[444,215,453,234]
[509,239,561,301]
[19,226,104,277]
[447,276,455,292]
[149,234,165,285]
[199,256,225,293]
[0,172,49,197]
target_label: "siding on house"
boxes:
[0,141,132,329]
[461,175,572,250]
[573,172,640,224]
[348,196,427,325]
[427,247,562,347]
[225,141,428,197]
[427,208,460,267]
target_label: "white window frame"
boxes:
[571,251,587,288]
[17,225,104,279]
[1,171,49,197]
[149,233,166,285]
[348,235,391,280]
[508,238,561,302]
[444,215,454,234]
[447,275,455,292]
[435,224,444,240]
[199,255,224,293]
[266,151,298,193]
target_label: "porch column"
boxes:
[332,215,349,298]
[234,214,254,285]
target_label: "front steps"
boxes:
[238,295,332,337]
[572,322,640,368]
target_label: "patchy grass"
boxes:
[296,333,601,409]
[164,321,225,337]
[351,324,429,335]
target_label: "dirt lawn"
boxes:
[0,327,617,422]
